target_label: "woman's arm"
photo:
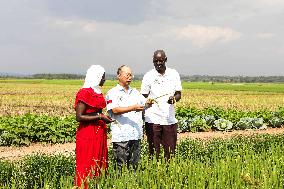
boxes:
[76,102,113,123]
[76,102,100,122]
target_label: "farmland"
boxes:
[1,135,284,188]
[1,79,284,188]
[1,79,284,116]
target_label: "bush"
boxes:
[0,114,77,146]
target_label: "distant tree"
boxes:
[1,73,284,83]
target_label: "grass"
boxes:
[184,82,284,93]
[1,135,284,188]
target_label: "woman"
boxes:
[74,65,113,188]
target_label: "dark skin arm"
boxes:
[142,91,181,104]
[75,102,114,123]
[168,91,181,104]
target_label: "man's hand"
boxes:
[132,104,144,112]
[167,96,176,104]
[145,98,154,108]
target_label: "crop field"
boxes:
[1,79,284,116]
[1,135,284,188]
[1,79,284,188]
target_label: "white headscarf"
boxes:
[82,65,105,94]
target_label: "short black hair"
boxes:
[153,50,166,58]
[153,49,167,63]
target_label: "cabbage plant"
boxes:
[236,118,266,130]
[269,117,283,128]
[214,118,233,131]
[189,116,210,132]
[177,117,190,133]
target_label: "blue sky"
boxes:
[0,0,283,76]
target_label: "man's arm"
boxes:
[174,91,181,102]
[168,70,182,104]
[168,91,181,104]
[111,105,144,114]
[106,90,144,115]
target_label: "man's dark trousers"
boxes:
[145,122,177,160]
[113,139,141,171]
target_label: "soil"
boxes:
[1,127,284,161]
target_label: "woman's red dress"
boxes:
[74,88,108,188]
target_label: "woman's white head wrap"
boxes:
[83,65,105,94]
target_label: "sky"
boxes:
[0,0,284,76]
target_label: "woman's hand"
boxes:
[100,114,115,124]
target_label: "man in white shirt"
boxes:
[106,65,148,171]
[141,50,182,160]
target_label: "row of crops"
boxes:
[2,81,284,117]
[0,107,284,146]
[1,135,284,188]
[176,106,284,132]
[1,81,284,188]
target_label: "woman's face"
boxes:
[99,72,106,86]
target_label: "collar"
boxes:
[154,66,169,77]
[116,84,133,94]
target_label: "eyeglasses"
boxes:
[122,73,134,79]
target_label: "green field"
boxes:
[1,79,284,188]
[1,79,284,92]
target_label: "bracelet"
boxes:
[98,114,101,120]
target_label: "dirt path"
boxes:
[1,127,284,161]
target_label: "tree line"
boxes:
[1,73,284,83]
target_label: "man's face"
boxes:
[118,67,133,86]
[153,53,167,73]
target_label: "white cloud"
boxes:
[46,17,97,33]
[148,0,284,23]
[175,25,242,48]
[0,1,283,75]
[255,0,284,7]
[256,32,276,39]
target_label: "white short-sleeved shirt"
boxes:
[106,84,146,142]
[141,67,182,125]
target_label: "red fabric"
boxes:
[74,88,108,188]
[74,88,106,110]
